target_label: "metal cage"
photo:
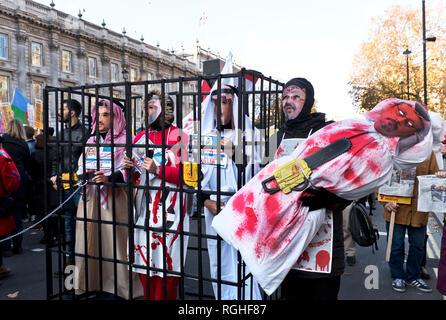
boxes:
[43,69,284,300]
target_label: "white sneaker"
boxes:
[407,278,432,293]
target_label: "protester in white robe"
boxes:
[198,78,263,300]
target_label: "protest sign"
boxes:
[189,134,228,168]
[417,175,446,212]
[33,99,43,130]
[0,103,13,131]
[378,168,416,197]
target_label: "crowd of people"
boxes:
[0,76,446,301]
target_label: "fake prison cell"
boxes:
[43,68,284,300]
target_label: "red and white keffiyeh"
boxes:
[83,99,128,209]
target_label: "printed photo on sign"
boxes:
[417,175,446,212]
[132,147,168,174]
[33,99,43,130]
[378,168,416,197]
[0,103,13,129]
[84,147,112,171]
[189,134,228,168]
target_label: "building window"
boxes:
[113,90,121,99]
[32,81,43,102]
[0,34,8,60]
[111,63,119,82]
[0,75,9,103]
[86,89,97,107]
[31,42,43,66]
[88,57,97,78]
[130,68,137,82]
[61,50,72,72]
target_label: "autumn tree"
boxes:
[349,4,446,115]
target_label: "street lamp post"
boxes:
[399,81,405,99]
[403,49,411,100]
[122,69,129,82]
[422,0,437,106]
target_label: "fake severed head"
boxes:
[366,98,431,154]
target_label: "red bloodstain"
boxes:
[265,196,279,215]
[276,146,284,157]
[265,197,281,226]
[235,207,258,239]
[351,122,370,130]
[327,129,355,144]
[343,167,356,181]
[303,145,322,158]
[135,245,147,264]
[255,243,263,259]
[152,190,162,224]
[330,159,341,168]
[152,233,164,249]
[367,160,380,175]
[257,164,278,183]
[366,141,379,150]
[315,250,330,271]
[352,175,364,187]
[166,252,173,270]
[232,192,246,213]
[297,250,310,264]
[232,191,254,214]
[246,192,254,204]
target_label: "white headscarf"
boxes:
[185,52,263,188]
[428,111,446,170]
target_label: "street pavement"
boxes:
[0,202,445,300]
[338,203,445,300]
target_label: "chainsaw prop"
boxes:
[211,98,432,295]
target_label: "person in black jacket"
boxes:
[29,133,58,244]
[50,99,86,264]
[271,78,347,301]
[1,119,30,255]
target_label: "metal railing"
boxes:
[43,69,284,300]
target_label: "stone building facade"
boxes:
[0,0,239,124]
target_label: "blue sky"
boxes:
[34,0,442,119]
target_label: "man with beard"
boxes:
[50,99,86,265]
[269,78,347,300]
[74,99,142,299]
[272,78,330,159]
[268,78,344,300]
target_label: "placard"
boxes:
[189,134,228,168]
[417,175,446,212]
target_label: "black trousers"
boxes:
[421,234,428,267]
[281,271,341,301]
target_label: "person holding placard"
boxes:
[74,99,142,299]
[121,90,189,300]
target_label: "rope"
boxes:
[0,180,88,244]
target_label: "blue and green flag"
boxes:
[11,88,31,125]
